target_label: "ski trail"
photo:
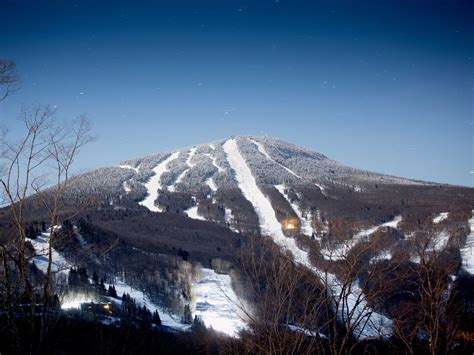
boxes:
[225,138,392,339]
[139,152,180,212]
[169,147,197,192]
[248,138,301,179]
[204,153,225,173]
[248,138,326,193]
[118,164,140,174]
[184,206,206,221]
[205,177,217,192]
[275,184,315,238]
[223,139,313,268]
[461,211,474,274]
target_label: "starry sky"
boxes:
[1,0,473,186]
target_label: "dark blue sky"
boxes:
[1,0,473,186]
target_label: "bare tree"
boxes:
[319,227,402,355]
[0,60,20,101]
[236,236,327,354]
[392,227,460,355]
[0,104,94,349]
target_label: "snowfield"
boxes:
[139,151,180,212]
[192,268,246,337]
[29,228,71,275]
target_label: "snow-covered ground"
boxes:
[192,268,246,337]
[275,184,315,238]
[224,139,392,338]
[204,153,225,173]
[223,139,313,268]
[29,228,71,275]
[321,216,402,261]
[169,147,197,192]
[205,177,218,192]
[139,151,180,212]
[248,138,301,179]
[118,164,140,174]
[106,278,187,330]
[461,211,474,274]
[224,208,239,233]
[321,272,393,339]
[433,212,449,224]
[184,206,206,221]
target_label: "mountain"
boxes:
[15,136,474,337]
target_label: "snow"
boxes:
[192,268,246,337]
[275,184,315,238]
[433,212,449,224]
[205,177,218,192]
[29,229,71,274]
[61,293,97,309]
[248,138,302,179]
[118,164,140,174]
[106,279,187,330]
[139,151,180,212]
[314,183,326,194]
[321,216,402,261]
[321,272,393,339]
[209,144,215,150]
[224,208,239,233]
[184,206,206,221]
[460,211,474,274]
[122,180,131,193]
[223,139,314,268]
[169,147,197,192]
[370,250,392,264]
[204,153,225,173]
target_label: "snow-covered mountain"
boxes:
[22,136,474,337]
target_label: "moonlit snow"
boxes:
[139,151,180,212]
[223,139,314,268]
[169,147,197,192]
[29,228,71,274]
[192,268,246,337]
[275,184,315,237]
[461,211,474,274]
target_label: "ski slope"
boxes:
[118,164,140,174]
[461,211,474,274]
[29,228,71,274]
[139,151,180,212]
[184,206,206,221]
[192,268,246,337]
[169,147,197,192]
[223,139,313,268]
[275,184,315,237]
[248,138,301,179]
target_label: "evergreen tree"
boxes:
[183,304,193,324]
[152,310,161,326]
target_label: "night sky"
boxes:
[1,0,472,186]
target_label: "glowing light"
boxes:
[282,218,300,232]
[61,293,96,309]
